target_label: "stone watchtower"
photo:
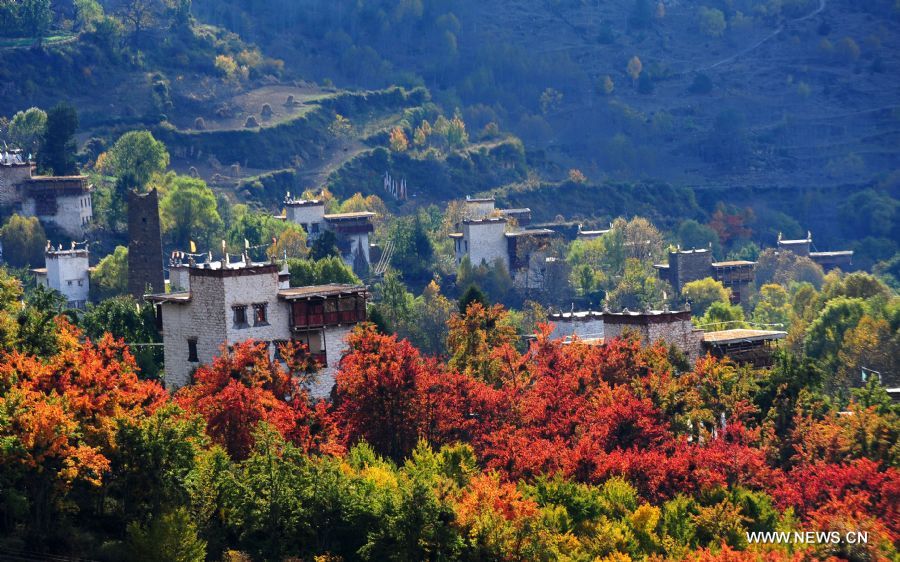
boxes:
[128,189,165,299]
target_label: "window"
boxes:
[272,340,287,361]
[310,222,320,234]
[253,303,268,325]
[77,279,83,286]
[67,280,73,286]
[187,339,199,362]
[301,222,309,232]
[232,305,248,327]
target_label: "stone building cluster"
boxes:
[0,149,93,239]
[776,232,853,270]
[148,256,368,398]
[654,249,755,304]
[450,196,567,291]
[281,195,375,275]
[654,231,853,305]
[548,307,786,368]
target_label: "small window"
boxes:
[233,305,248,326]
[272,340,287,361]
[301,223,309,232]
[253,303,268,325]
[310,222,320,233]
[67,280,73,286]
[77,279,83,286]
[187,339,199,362]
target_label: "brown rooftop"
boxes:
[703,329,786,345]
[145,292,191,304]
[324,211,376,220]
[278,284,367,300]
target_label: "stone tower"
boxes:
[128,189,165,299]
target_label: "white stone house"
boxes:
[1,150,93,238]
[282,196,375,273]
[31,246,91,309]
[147,258,367,398]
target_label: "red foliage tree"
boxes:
[176,340,324,460]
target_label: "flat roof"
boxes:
[324,211,376,220]
[145,292,191,304]
[578,229,610,236]
[465,197,495,203]
[278,283,367,300]
[284,199,324,207]
[448,232,463,238]
[810,251,853,257]
[500,208,531,214]
[463,217,506,224]
[778,239,810,245]
[703,329,787,345]
[504,228,555,237]
[549,310,604,320]
[712,260,755,267]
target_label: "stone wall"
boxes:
[313,325,353,399]
[45,251,90,308]
[30,193,92,239]
[0,164,30,206]
[464,199,496,219]
[549,312,604,340]
[286,203,325,237]
[669,249,713,294]
[128,189,165,298]
[463,219,509,270]
[169,265,190,292]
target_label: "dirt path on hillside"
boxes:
[697,0,826,72]
[292,139,372,191]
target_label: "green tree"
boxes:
[752,284,793,329]
[377,269,415,330]
[81,296,162,377]
[406,281,454,356]
[447,114,469,148]
[37,103,79,176]
[0,267,23,351]
[19,0,51,42]
[106,130,170,189]
[389,214,434,288]
[804,297,867,372]
[91,246,129,300]
[309,230,340,260]
[160,176,223,250]
[697,6,726,37]
[697,301,747,331]
[287,256,359,287]
[681,278,731,317]
[126,507,207,562]
[74,0,105,32]
[0,214,46,268]
[225,209,288,257]
[8,107,47,155]
[677,219,722,258]
[607,258,667,310]
[459,283,488,314]
[16,284,67,357]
